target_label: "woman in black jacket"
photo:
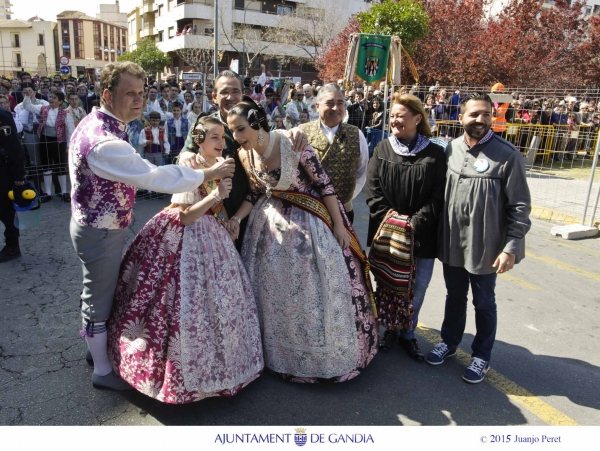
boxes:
[366,93,447,360]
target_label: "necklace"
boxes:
[254,131,274,162]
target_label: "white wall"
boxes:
[0,21,56,77]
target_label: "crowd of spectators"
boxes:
[6,69,600,198]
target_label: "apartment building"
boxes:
[0,0,12,20]
[0,18,56,77]
[57,11,128,79]
[542,0,600,16]
[129,0,372,81]
[97,1,128,29]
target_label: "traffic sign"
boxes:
[59,56,70,65]
[60,65,71,76]
[181,72,202,81]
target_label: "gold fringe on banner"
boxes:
[401,44,419,85]
[390,36,403,86]
[343,34,359,90]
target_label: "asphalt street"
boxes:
[1,189,599,426]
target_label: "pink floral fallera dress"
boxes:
[240,133,378,383]
[107,181,264,404]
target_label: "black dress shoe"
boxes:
[398,337,425,361]
[39,194,52,203]
[379,329,398,350]
[61,193,71,202]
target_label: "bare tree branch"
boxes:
[218,3,276,76]
[174,36,215,73]
[269,0,344,66]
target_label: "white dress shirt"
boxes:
[138,126,171,153]
[144,99,168,122]
[23,96,75,145]
[319,122,369,207]
[15,98,49,131]
[84,108,203,192]
[172,118,182,137]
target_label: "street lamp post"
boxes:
[214,0,219,80]
[242,0,261,76]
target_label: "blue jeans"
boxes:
[441,264,497,361]
[399,258,435,340]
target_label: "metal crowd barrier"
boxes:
[432,121,599,163]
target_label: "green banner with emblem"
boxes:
[355,34,391,83]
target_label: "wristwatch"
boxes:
[231,216,241,224]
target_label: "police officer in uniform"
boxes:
[0,106,26,263]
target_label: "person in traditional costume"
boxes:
[23,90,74,203]
[68,62,235,390]
[366,93,446,360]
[298,84,369,224]
[225,97,377,383]
[107,116,263,403]
[165,101,188,164]
[177,70,308,248]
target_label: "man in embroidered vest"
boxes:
[68,62,235,390]
[299,83,369,224]
[427,93,531,384]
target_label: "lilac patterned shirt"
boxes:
[69,107,136,230]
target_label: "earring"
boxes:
[257,129,264,146]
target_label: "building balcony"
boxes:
[157,33,214,53]
[140,26,157,37]
[142,4,154,14]
[232,9,279,27]
[177,3,214,20]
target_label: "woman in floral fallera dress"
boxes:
[108,117,263,404]
[226,97,378,383]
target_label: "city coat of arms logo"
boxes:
[294,428,307,447]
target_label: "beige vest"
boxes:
[300,121,360,207]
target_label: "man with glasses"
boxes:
[178,70,308,246]
[193,90,214,113]
[260,87,285,119]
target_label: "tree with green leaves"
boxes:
[117,40,171,76]
[356,0,429,53]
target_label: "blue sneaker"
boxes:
[462,357,490,384]
[425,342,456,365]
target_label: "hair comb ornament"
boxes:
[248,109,265,130]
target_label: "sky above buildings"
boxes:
[11,0,138,22]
